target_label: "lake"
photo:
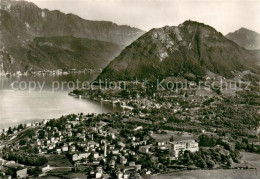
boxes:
[0,74,120,129]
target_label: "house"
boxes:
[186,140,199,152]
[168,140,199,157]
[72,153,91,161]
[37,140,41,146]
[48,145,54,150]
[109,160,116,169]
[25,123,32,128]
[94,153,99,159]
[139,145,151,154]
[56,148,61,154]
[118,142,126,149]
[88,141,98,148]
[70,121,80,127]
[120,156,127,165]
[95,166,103,178]
[96,172,102,179]
[129,162,135,167]
[68,131,73,137]
[248,138,260,147]
[62,145,69,152]
[65,124,71,129]
[108,145,115,150]
[135,165,142,171]
[123,173,130,179]
[70,146,76,152]
[117,171,124,179]
[157,141,167,150]
[112,149,120,155]
[42,165,51,173]
[16,168,27,178]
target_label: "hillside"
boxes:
[226,28,260,50]
[0,0,144,47]
[0,0,144,73]
[97,21,259,81]
[0,36,123,73]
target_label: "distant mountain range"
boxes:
[0,0,145,73]
[1,36,123,72]
[226,28,260,50]
[0,0,258,77]
[97,21,259,81]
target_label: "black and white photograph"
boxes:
[0,0,260,178]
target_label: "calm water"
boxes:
[0,74,119,129]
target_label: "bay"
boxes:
[0,74,119,129]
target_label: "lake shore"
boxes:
[0,90,115,129]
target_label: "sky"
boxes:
[27,0,260,34]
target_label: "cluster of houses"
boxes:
[0,112,200,178]
[31,68,102,76]
[0,60,102,77]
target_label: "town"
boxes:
[0,61,101,77]
[0,76,259,178]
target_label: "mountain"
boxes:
[0,0,145,73]
[226,28,260,50]
[251,49,260,64]
[0,36,123,73]
[97,21,258,81]
[0,0,144,47]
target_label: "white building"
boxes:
[168,140,199,157]
[42,165,51,173]
[72,153,91,161]
[17,168,27,178]
[62,145,69,152]
[139,145,151,154]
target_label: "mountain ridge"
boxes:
[0,0,145,47]
[0,36,123,73]
[0,0,145,73]
[226,28,260,50]
[97,20,259,81]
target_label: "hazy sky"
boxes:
[28,0,260,34]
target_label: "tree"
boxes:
[7,127,13,135]
[19,139,26,146]
[17,124,24,131]
[226,159,231,168]
[170,136,174,142]
[206,159,215,168]
[183,151,193,165]
[100,159,105,166]
[197,158,207,168]
[88,153,94,162]
[28,167,41,176]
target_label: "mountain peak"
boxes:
[234,27,257,34]
[181,20,205,26]
[0,0,36,8]
[238,27,248,31]
[97,21,258,81]
[226,28,260,50]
